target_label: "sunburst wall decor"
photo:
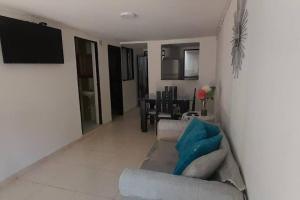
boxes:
[231,0,248,78]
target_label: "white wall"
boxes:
[122,49,138,112]
[0,7,112,182]
[147,37,217,110]
[99,41,113,123]
[216,0,300,199]
[122,81,137,112]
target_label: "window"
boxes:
[161,42,199,80]
[184,49,199,79]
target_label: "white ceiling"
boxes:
[0,0,228,41]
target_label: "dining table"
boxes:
[140,94,191,132]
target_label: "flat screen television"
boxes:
[0,16,64,64]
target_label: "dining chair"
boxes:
[157,90,172,120]
[146,91,160,125]
[167,87,173,113]
[173,86,177,100]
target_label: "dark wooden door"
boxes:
[108,45,123,116]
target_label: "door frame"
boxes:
[137,55,149,105]
[74,36,102,133]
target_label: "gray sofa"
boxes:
[119,120,246,200]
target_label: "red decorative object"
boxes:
[196,86,216,116]
[197,89,207,100]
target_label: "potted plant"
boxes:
[197,86,216,116]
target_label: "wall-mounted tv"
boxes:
[0,16,64,64]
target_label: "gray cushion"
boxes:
[182,149,227,179]
[141,141,178,173]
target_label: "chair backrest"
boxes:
[157,87,175,115]
[156,91,162,113]
[173,86,177,100]
[164,86,169,96]
[168,87,173,100]
[192,88,196,111]
[161,91,167,113]
[167,87,173,114]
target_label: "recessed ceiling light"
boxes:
[120,12,138,19]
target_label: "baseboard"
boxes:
[0,128,97,187]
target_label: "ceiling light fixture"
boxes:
[120,12,138,19]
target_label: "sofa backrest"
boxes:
[157,119,246,192]
[216,129,246,191]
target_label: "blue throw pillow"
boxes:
[177,124,208,157]
[176,118,220,151]
[173,134,223,175]
[202,121,220,137]
[176,118,207,151]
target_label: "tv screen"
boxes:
[0,16,64,64]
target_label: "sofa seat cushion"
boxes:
[141,141,178,174]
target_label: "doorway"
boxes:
[108,45,124,118]
[75,37,102,134]
[121,43,148,106]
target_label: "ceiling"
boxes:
[0,0,228,41]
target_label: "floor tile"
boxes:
[1,108,155,199]
[0,179,43,200]
[74,192,111,200]
[67,169,119,198]
[28,186,74,200]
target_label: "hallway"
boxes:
[0,109,155,200]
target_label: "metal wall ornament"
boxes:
[231,0,248,78]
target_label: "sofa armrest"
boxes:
[157,120,188,141]
[119,169,244,200]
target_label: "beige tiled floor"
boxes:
[0,109,155,200]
